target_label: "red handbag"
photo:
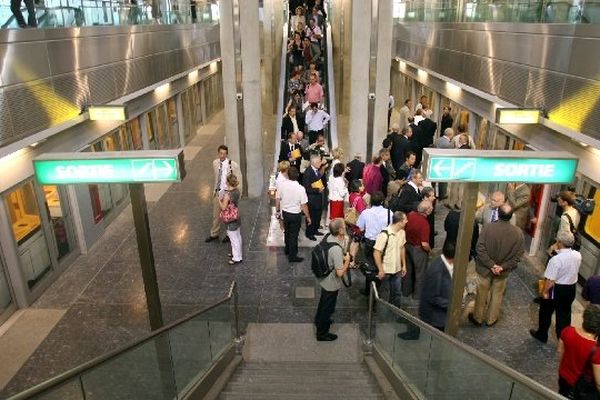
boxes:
[219,203,239,223]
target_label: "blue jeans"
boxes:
[384,272,402,308]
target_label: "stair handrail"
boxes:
[8,281,240,400]
[273,18,290,172]
[367,282,564,399]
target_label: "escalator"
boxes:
[7,281,563,400]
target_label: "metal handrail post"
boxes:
[229,280,243,354]
[366,281,377,349]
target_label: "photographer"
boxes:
[547,191,580,256]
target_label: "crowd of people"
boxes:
[200,2,600,393]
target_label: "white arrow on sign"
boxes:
[453,161,475,179]
[153,160,174,178]
[432,159,452,177]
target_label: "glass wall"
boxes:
[42,185,76,261]
[391,0,600,23]
[181,84,203,144]
[203,73,224,119]
[4,181,53,290]
[0,257,13,323]
[147,100,181,150]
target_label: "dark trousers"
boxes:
[306,195,323,236]
[308,129,323,145]
[558,376,573,398]
[437,182,448,199]
[283,211,302,260]
[536,283,576,341]
[11,0,36,27]
[314,288,338,337]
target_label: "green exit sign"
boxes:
[423,149,577,184]
[33,150,186,185]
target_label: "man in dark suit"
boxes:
[409,116,424,168]
[281,106,304,141]
[418,111,437,151]
[346,154,365,182]
[419,241,456,331]
[392,170,423,213]
[279,133,302,169]
[444,209,479,261]
[390,125,411,173]
[302,153,326,240]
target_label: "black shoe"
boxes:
[359,289,370,297]
[222,236,230,243]
[397,332,419,340]
[529,329,547,343]
[315,231,325,236]
[533,297,542,304]
[317,333,338,342]
[289,257,304,263]
[306,235,317,241]
[205,236,218,243]
[468,313,482,327]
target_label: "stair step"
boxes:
[229,374,374,384]
[222,382,382,395]
[234,368,371,377]
[239,362,366,371]
[220,392,385,400]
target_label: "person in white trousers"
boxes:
[219,174,243,265]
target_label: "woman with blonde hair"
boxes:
[219,174,242,265]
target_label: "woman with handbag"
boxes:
[346,179,367,266]
[219,174,242,265]
[557,304,600,398]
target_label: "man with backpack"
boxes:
[372,211,408,308]
[313,218,351,342]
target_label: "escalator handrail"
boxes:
[324,20,337,150]
[273,19,290,172]
[369,283,565,399]
[8,281,239,400]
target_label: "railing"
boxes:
[8,281,241,400]
[0,0,218,29]
[366,283,565,399]
[392,0,600,23]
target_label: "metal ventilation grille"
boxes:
[87,65,118,105]
[52,72,91,112]
[0,90,14,143]
[559,78,600,141]
[524,69,565,111]
[5,80,52,139]
[497,61,529,106]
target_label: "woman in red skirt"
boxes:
[327,163,348,219]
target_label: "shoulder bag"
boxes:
[219,192,240,223]
[344,196,361,226]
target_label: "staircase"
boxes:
[219,361,385,399]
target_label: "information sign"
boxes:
[33,150,185,185]
[495,108,540,124]
[422,149,577,184]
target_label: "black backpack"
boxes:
[574,195,596,216]
[311,234,343,278]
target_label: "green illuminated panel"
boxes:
[34,157,181,184]
[426,157,577,183]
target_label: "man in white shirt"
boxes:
[530,231,581,343]
[305,103,330,144]
[276,167,311,263]
[206,145,242,243]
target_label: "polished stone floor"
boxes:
[0,110,572,397]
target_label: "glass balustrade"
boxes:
[367,285,565,400]
[0,0,218,29]
[393,0,600,23]
[11,282,239,400]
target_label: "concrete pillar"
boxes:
[239,0,264,198]
[272,0,284,111]
[262,0,274,113]
[372,0,394,152]
[219,0,242,166]
[348,1,372,161]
